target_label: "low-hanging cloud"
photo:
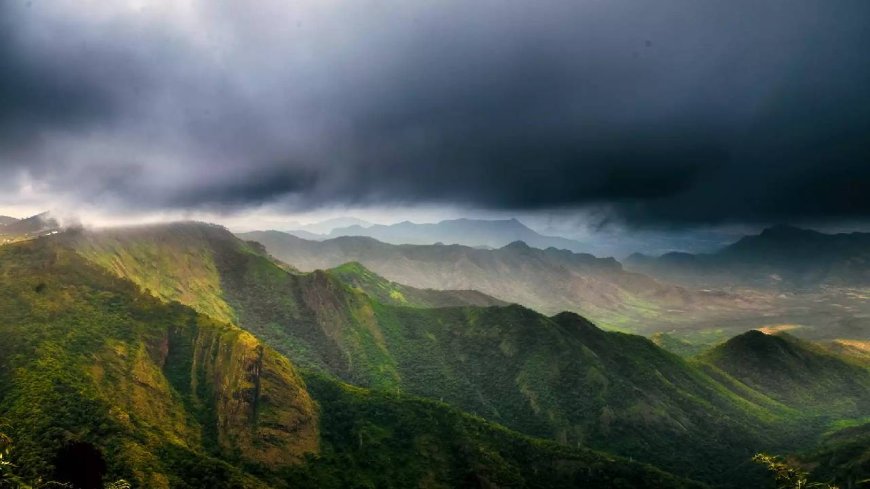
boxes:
[0,0,868,227]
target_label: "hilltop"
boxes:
[0,212,59,243]
[700,331,870,418]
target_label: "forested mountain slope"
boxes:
[699,331,870,418]
[59,222,834,487]
[0,238,319,488]
[0,234,705,489]
[238,230,753,333]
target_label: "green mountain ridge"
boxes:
[0,232,705,488]
[60,222,851,487]
[801,422,870,488]
[236,230,753,334]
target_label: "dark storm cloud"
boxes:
[0,0,868,226]
[0,3,111,154]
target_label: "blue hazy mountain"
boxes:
[316,217,591,252]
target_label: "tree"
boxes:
[752,453,838,489]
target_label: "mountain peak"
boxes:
[704,329,809,367]
[758,224,819,239]
[320,217,586,252]
[719,329,779,349]
[551,311,602,335]
[0,211,60,238]
[502,240,531,251]
[0,215,18,226]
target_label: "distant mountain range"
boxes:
[626,225,870,289]
[0,212,60,242]
[284,217,750,257]
[287,217,593,253]
[286,217,373,235]
[237,230,757,334]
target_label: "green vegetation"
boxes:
[801,423,870,488]
[0,238,318,488]
[752,453,837,489]
[286,373,705,489]
[651,332,711,357]
[330,261,505,308]
[7,222,858,488]
[0,234,708,488]
[61,224,787,486]
[236,230,749,335]
[699,331,870,419]
[70,223,238,325]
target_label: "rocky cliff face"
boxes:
[0,239,318,487]
[185,324,319,467]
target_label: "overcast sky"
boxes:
[1,0,868,233]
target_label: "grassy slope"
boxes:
[650,332,710,357]
[0,236,704,489]
[72,223,239,325]
[67,223,791,486]
[330,261,506,308]
[819,339,870,367]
